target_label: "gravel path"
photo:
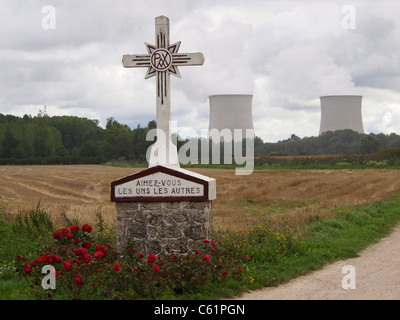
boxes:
[235,225,400,300]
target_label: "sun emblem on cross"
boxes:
[122,16,204,106]
[144,41,183,78]
[125,38,202,81]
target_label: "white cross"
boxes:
[122,15,205,168]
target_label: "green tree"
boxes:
[79,140,99,158]
[360,134,381,154]
[34,126,54,157]
[103,118,133,159]
[1,125,19,158]
[49,116,103,154]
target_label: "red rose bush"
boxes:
[15,223,250,299]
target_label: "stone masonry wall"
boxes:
[116,201,212,256]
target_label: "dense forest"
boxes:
[1,111,400,165]
[0,112,155,165]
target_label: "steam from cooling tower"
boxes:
[319,95,364,135]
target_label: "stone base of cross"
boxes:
[122,16,204,168]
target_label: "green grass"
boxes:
[1,196,400,300]
[246,197,400,290]
[0,221,34,300]
[200,195,400,298]
[0,203,56,300]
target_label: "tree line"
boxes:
[0,112,155,165]
[254,129,400,156]
[1,112,400,165]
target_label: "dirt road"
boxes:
[235,224,400,300]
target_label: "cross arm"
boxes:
[122,54,151,68]
[172,52,205,66]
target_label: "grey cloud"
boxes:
[1,1,400,142]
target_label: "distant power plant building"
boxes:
[208,94,255,142]
[319,95,364,135]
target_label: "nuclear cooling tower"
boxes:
[208,94,254,141]
[319,95,364,135]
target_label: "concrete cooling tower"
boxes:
[319,95,364,135]
[208,94,254,142]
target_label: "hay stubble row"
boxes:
[1,165,400,230]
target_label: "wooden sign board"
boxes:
[111,165,216,202]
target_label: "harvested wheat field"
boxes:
[1,165,400,230]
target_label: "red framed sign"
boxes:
[111,165,215,202]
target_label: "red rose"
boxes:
[53,230,63,239]
[195,250,201,255]
[33,256,47,265]
[24,263,32,274]
[44,254,61,264]
[238,267,243,273]
[74,275,83,286]
[75,247,87,258]
[82,224,92,233]
[70,225,80,232]
[222,270,228,276]
[59,228,73,239]
[203,240,210,244]
[82,241,91,248]
[153,265,160,273]
[210,241,216,247]
[83,253,93,263]
[113,263,120,271]
[202,254,210,261]
[147,253,157,263]
[95,245,107,253]
[94,251,105,259]
[63,261,72,270]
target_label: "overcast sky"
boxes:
[1,0,400,142]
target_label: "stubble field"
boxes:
[1,165,400,230]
